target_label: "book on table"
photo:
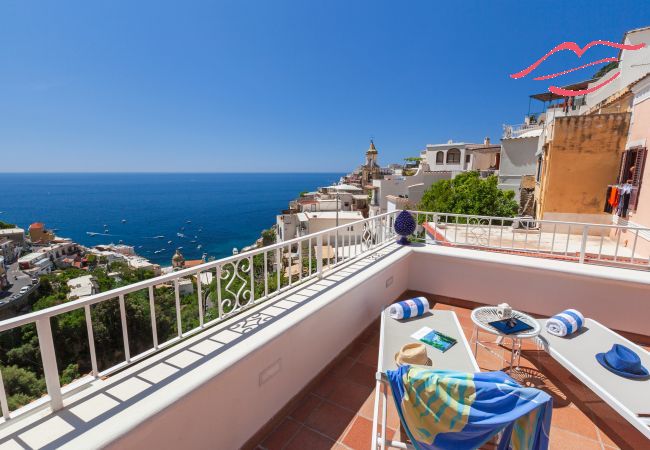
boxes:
[487,317,533,335]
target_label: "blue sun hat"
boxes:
[596,344,649,379]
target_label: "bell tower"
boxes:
[365,139,378,167]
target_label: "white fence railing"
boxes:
[409,211,650,268]
[0,211,399,421]
[2,209,649,421]
[502,123,543,138]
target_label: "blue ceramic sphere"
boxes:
[394,210,416,245]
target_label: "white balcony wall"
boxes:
[408,246,649,335]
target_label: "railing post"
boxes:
[197,272,204,327]
[432,213,438,244]
[579,225,589,264]
[36,318,63,411]
[316,235,323,278]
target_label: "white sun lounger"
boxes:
[538,318,650,440]
[371,308,479,449]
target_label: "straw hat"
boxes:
[394,343,432,366]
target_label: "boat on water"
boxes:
[197,245,202,249]
[153,235,165,239]
[176,233,185,238]
[121,219,127,223]
[86,232,100,236]
[167,240,173,244]
[190,240,197,244]
[186,220,192,224]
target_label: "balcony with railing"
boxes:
[0,211,648,449]
[502,120,544,139]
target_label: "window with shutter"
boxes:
[631,147,646,187]
[618,147,646,186]
[630,147,647,211]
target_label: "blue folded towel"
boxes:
[387,297,429,320]
[545,309,584,337]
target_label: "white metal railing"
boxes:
[4,209,648,420]
[502,122,543,138]
[0,211,399,421]
[409,211,650,269]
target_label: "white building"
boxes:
[0,228,25,246]
[67,275,99,300]
[127,257,162,276]
[38,241,80,262]
[421,141,478,173]
[499,126,543,202]
[0,238,18,264]
[178,279,194,297]
[276,211,365,243]
[18,252,50,270]
[87,248,128,265]
[95,244,136,256]
[583,26,650,113]
[371,163,451,213]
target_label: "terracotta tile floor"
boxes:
[256,295,649,450]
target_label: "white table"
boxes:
[470,306,541,370]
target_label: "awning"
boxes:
[530,78,597,102]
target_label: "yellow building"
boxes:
[535,112,631,223]
[532,26,650,224]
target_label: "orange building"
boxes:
[28,222,55,244]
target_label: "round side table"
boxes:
[470,306,541,370]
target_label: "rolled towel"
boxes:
[546,309,584,337]
[388,297,429,320]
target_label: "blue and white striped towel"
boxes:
[388,297,429,320]
[545,309,584,337]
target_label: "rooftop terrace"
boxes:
[0,211,647,449]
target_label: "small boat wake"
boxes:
[86,231,115,237]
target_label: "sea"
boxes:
[0,173,343,265]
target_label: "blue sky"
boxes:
[1,0,649,172]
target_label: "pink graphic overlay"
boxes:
[510,40,646,97]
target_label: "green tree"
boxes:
[418,172,518,219]
[261,228,276,247]
[1,365,46,410]
[0,221,16,230]
[85,253,97,268]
